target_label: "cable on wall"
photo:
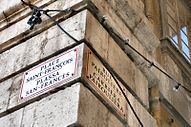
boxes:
[99,16,191,94]
[43,10,79,42]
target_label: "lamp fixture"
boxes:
[27,8,42,30]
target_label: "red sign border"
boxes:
[19,48,79,102]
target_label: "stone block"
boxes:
[78,82,125,127]
[0,79,12,114]
[0,0,23,13]
[91,0,160,53]
[0,81,156,127]
[85,10,109,59]
[92,0,152,70]
[126,91,158,127]
[78,78,155,127]
[187,95,191,124]
[134,67,149,107]
[133,16,160,52]
[172,88,190,125]
[110,0,142,30]
[0,108,23,127]
[126,0,145,14]
[0,17,28,45]
[7,74,24,110]
[106,4,148,58]
[21,83,81,127]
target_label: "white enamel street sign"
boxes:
[19,48,79,102]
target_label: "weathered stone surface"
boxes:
[0,0,191,126]
[91,0,160,53]
[42,11,86,58]
[78,79,156,127]
[85,11,109,60]
[113,0,160,53]
[0,17,28,44]
[133,16,160,53]
[0,0,24,13]
[0,81,156,127]
[0,0,42,30]
[187,95,191,124]
[0,10,86,81]
[21,83,81,127]
[91,0,155,83]
[0,108,23,127]
[127,0,145,14]
[0,42,30,78]
[0,79,12,114]
[7,74,24,110]
[126,91,158,127]
[88,3,191,123]
[106,5,150,61]
[90,0,159,90]
[172,88,190,125]
[78,82,125,127]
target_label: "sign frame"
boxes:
[84,50,127,120]
[19,48,79,102]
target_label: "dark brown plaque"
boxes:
[85,50,127,119]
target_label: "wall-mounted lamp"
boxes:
[27,8,42,30]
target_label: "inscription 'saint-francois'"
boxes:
[20,48,78,101]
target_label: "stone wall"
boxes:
[0,0,190,127]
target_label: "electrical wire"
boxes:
[99,17,191,94]
[21,0,32,7]
[43,10,79,43]
[110,70,144,126]
[21,0,37,9]
[20,0,144,126]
